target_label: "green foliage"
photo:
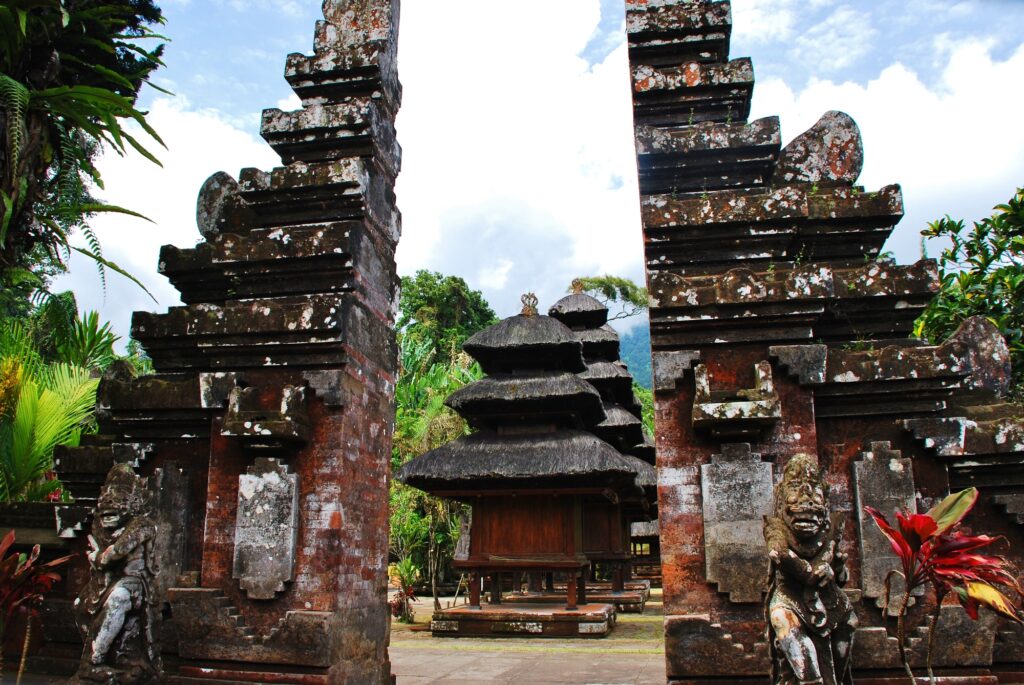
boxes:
[574,274,648,321]
[122,337,153,376]
[915,188,1024,395]
[397,271,496,366]
[633,382,654,437]
[0,0,166,306]
[390,275,495,606]
[388,556,419,623]
[389,335,481,603]
[0,362,97,502]
[0,302,133,504]
[55,309,117,368]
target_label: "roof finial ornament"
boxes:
[520,293,539,317]
[570,278,585,294]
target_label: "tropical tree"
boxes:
[0,302,126,504]
[390,334,482,611]
[397,270,496,366]
[573,274,649,321]
[390,274,495,611]
[0,0,166,303]
[865,488,1023,683]
[916,188,1024,397]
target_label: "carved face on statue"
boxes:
[777,453,829,542]
[95,463,145,531]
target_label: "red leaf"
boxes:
[928,533,1000,557]
[0,531,15,561]
[865,506,915,574]
[896,512,937,552]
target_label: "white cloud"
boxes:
[751,39,1024,263]
[790,6,877,72]
[394,0,643,317]
[732,0,799,44]
[477,259,515,290]
[277,93,302,111]
[52,96,279,344]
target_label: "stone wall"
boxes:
[624,1,1024,683]
[46,1,404,683]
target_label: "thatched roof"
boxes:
[629,455,657,489]
[579,360,635,405]
[577,324,620,361]
[396,429,643,492]
[593,403,645,451]
[548,293,608,328]
[463,315,586,373]
[628,434,656,465]
[445,372,606,429]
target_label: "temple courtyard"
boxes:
[390,590,664,684]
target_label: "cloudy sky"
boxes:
[54,0,1024,342]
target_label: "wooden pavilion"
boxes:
[397,295,651,637]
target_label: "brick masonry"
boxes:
[624,1,1024,683]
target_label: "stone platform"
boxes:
[554,578,652,598]
[430,603,616,638]
[506,589,646,613]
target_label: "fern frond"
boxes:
[81,226,106,293]
[0,73,29,174]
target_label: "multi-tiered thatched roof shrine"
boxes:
[399,294,652,637]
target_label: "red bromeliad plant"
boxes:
[0,530,72,681]
[865,487,1023,684]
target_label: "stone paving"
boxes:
[389,591,666,684]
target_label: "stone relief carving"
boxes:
[232,457,300,600]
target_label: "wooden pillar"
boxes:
[577,571,587,605]
[566,573,578,610]
[469,571,481,609]
[612,562,625,592]
[527,572,543,593]
[489,572,502,604]
[545,572,554,592]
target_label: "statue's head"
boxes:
[776,453,829,542]
[96,463,146,530]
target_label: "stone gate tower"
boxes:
[624,1,1024,683]
[52,1,403,683]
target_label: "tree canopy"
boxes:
[915,187,1024,397]
[397,270,497,366]
[0,0,166,304]
[391,274,493,610]
[574,274,648,321]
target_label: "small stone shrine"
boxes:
[30,1,404,682]
[398,295,652,637]
[625,0,1024,682]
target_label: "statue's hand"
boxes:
[813,563,835,586]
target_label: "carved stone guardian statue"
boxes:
[764,454,856,685]
[72,463,161,684]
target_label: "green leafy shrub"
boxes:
[916,188,1024,397]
